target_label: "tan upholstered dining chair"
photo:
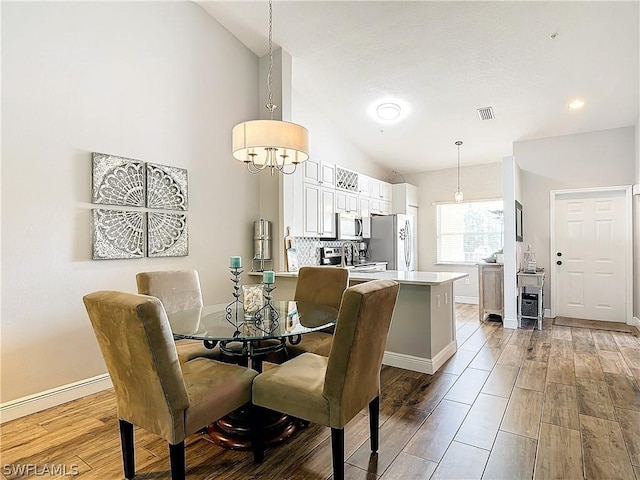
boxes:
[83,291,257,480]
[285,266,349,358]
[252,279,400,480]
[136,270,220,363]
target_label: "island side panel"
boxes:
[429,282,457,372]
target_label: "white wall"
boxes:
[513,127,636,312]
[1,2,261,403]
[405,162,503,301]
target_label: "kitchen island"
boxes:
[249,270,468,374]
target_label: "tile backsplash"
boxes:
[293,237,344,266]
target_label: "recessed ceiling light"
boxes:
[568,98,585,110]
[376,103,401,121]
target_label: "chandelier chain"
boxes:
[266,0,275,118]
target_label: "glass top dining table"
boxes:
[167,300,338,369]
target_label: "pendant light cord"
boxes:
[456,140,462,192]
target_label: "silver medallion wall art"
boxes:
[92,209,145,259]
[90,153,190,260]
[147,212,188,257]
[92,153,145,207]
[146,163,188,210]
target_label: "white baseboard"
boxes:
[545,308,551,318]
[503,317,518,329]
[631,316,640,329]
[383,341,457,375]
[455,296,478,305]
[0,374,112,423]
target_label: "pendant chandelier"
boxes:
[232,0,309,175]
[454,141,464,203]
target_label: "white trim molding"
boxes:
[632,316,640,329]
[503,317,518,329]
[0,374,112,423]
[383,341,457,375]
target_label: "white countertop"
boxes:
[249,270,468,286]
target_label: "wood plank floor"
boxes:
[2,304,640,479]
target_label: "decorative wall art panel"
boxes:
[146,163,188,211]
[92,153,145,207]
[92,209,145,260]
[147,212,188,257]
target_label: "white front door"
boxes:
[554,190,628,322]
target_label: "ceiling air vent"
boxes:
[477,106,495,121]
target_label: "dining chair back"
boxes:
[286,266,349,358]
[252,279,400,480]
[136,270,219,363]
[83,291,257,480]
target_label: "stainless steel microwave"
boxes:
[336,213,363,240]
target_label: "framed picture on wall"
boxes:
[515,200,523,242]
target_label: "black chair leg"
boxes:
[250,404,265,463]
[331,427,344,480]
[369,396,380,452]
[169,441,185,480]
[119,420,135,480]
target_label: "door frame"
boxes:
[549,185,633,323]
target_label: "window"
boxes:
[437,199,504,264]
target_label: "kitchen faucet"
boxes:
[340,241,360,267]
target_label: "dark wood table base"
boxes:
[204,406,306,451]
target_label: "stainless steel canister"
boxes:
[253,219,272,260]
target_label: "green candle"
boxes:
[263,270,275,284]
[230,256,242,268]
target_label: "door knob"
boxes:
[556,260,562,265]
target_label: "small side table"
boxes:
[517,271,545,329]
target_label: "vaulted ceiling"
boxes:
[197,1,639,173]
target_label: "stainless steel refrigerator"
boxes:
[369,214,416,271]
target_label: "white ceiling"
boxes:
[197,1,639,173]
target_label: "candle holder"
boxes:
[225,266,244,327]
[253,283,279,332]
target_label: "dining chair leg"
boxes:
[119,420,135,480]
[169,441,185,480]
[369,396,380,452]
[330,427,345,480]
[250,404,265,463]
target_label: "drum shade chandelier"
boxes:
[454,141,464,203]
[232,0,309,175]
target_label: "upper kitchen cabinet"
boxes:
[302,158,335,187]
[358,174,371,197]
[392,183,419,214]
[370,178,392,202]
[335,166,359,214]
[302,183,336,238]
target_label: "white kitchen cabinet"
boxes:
[370,178,392,201]
[302,159,335,187]
[359,196,371,218]
[358,174,371,197]
[335,190,359,214]
[302,183,336,238]
[392,183,418,214]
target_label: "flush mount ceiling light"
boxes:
[376,103,402,121]
[232,0,309,175]
[568,98,585,110]
[368,98,410,123]
[454,141,464,203]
